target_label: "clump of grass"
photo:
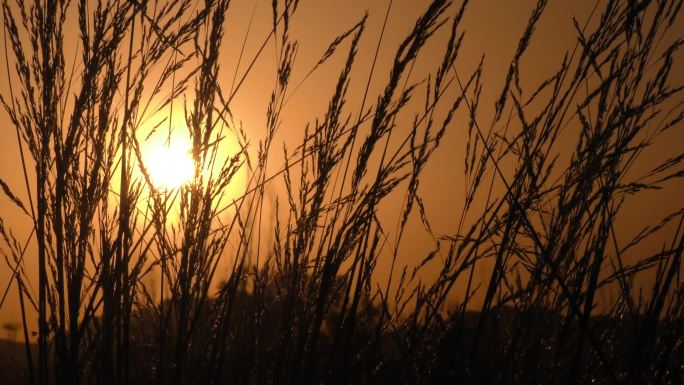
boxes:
[0,0,683,384]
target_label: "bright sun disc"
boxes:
[144,142,195,190]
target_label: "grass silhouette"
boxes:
[0,0,683,384]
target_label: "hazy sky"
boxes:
[1,0,682,332]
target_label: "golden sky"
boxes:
[1,0,682,332]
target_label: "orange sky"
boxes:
[1,0,682,333]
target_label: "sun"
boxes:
[143,140,195,190]
[134,106,247,200]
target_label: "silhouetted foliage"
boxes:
[1,0,683,384]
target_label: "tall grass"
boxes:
[0,0,682,384]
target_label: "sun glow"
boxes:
[143,140,195,190]
[131,106,247,206]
